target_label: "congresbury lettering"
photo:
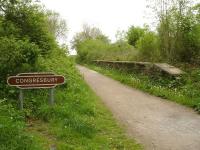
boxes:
[16,77,58,84]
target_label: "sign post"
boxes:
[49,88,55,106]
[7,73,65,110]
[19,89,24,110]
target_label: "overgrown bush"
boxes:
[0,0,69,149]
[76,39,108,62]
[76,39,137,62]
[73,25,139,63]
[126,26,146,47]
[156,1,200,63]
[0,37,40,83]
[0,0,62,97]
[3,0,56,55]
[136,31,160,62]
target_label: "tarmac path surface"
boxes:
[77,65,200,150]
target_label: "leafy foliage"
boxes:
[0,0,68,149]
[3,0,56,55]
[126,26,146,47]
[136,31,159,62]
[75,38,137,62]
[72,24,110,50]
[73,25,138,62]
[0,0,61,95]
[0,37,39,82]
[46,10,68,40]
[74,1,200,64]
[155,0,200,62]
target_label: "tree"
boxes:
[193,3,200,21]
[46,10,68,40]
[0,0,68,83]
[0,37,39,81]
[126,26,146,47]
[0,0,18,13]
[72,24,110,50]
[136,31,159,61]
[148,0,200,62]
[1,0,57,55]
[115,30,126,43]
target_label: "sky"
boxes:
[40,0,152,53]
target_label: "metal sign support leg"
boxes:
[19,89,23,110]
[49,88,55,106]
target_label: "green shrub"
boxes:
[126,26,146,47]
[136,31,159,61]
[156,1,200,63]
[0,37,40,83]
[76,38,137,62]
[76,39,108,62]
[3,0,56,55]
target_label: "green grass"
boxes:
[84,63,200,112]
[0,50,142,150]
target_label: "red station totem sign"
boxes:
[7,73,65,110]
[7,73,65,89]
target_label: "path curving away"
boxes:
[77,65,200,150]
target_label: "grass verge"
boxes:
[0,50,142,150]
[84,63,200,112]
